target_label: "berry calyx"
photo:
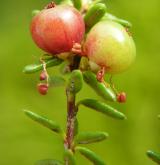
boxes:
[71,43,82,55]
[45,2,56,9]
[37,83,49,95]
[84,20,136,74]
[30,4,85,55]
[117,92,126,103]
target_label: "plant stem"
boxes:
[64,89,76,165]
[64,56,80,164]
[66,90,76,149]
[64,88,77,164]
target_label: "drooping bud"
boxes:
[37,83,48,95]
[96,67,105,82]
[117,92,126,103]
[40,71,47,81]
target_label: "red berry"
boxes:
[40,71,47,81]
[37,83,48,95]
[30,5,85,55]
[117,92,126,103]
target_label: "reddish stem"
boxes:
[65,90,76,150]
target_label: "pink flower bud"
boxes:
[40,71,47,81]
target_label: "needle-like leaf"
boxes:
[147,150,160,164]
[64,149,76,165]
[83,71,116,102]
[76,146,106,165]
[78,99,126,120]
[101,13,132,28]
[67,70,83,94]
[35,159,63,165]
[49,76,66,87]
[84,3,107,32]
[75,131,108,144]
[23,57,63,74]
[24,110,63,134]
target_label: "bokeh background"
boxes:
[0,0,160,164]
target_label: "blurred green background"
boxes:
[0,0,160,164]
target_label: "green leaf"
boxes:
[64,149,76,165]
[83,71,116,102]
[75,131,108,144]
[49,76,66,87]
[84,3,107,32]
[23,57,63,74]
[60,0,73,5]
[78,99,126,120]
[67,70,83,94]
[76,147,106,165]
[35,159,63,165]
[101,13,132,28]
[32,10,40,16]
[147,150,160,164]
[89,0,107,7]
[24,110,63,134]
[41,54,56,60]
[71,0,82,10]
[158,115,160,119]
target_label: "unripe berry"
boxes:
[37,83,48,95]
[84,21,136,74]
[40,71,47,81]
[117,92,126,103]
[30,4,85,55]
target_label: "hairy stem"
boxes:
[66,90,76,149]
[64,56,81,164]
[64,88,77,164]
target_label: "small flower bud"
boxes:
[37,83,48,95]
[40,71,47,81]
[117,92,126,103]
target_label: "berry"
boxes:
[30,4,85,55]
[117,92,126,103]
[84,20,136,74]
[37,83,48,95]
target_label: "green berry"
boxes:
[84,20,136,74]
